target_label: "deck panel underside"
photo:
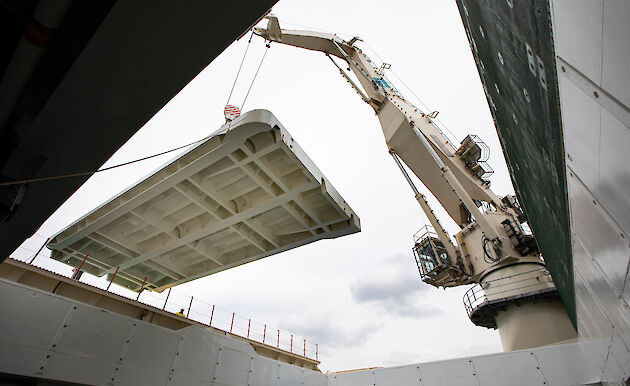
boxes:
[48,111,360,291]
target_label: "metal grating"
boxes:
[48,110,360,292]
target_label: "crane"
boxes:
[254,16,577,351]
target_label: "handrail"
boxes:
[8,244,320,361]
[465,134,490,162]
[462,267,553,317]
[412,224,439,244]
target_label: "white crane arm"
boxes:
[255,17,502,231]
[254,16,549,292]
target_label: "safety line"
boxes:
[364,41,462,144]
[0,134,215,187]
[226,30,254,106]
[241,42,270,110]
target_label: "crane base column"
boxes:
[464,263,577,351]
[495,298,577,351]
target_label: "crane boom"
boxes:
[253,15,577,354]
[254,16,544,287]
[255,18,499,226]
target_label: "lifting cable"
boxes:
[3,36,274,188]
[241,41,271,111]
[0,134,217,187]
[364,41,461,144]
[226,30,255,107]
[226,30,272,111]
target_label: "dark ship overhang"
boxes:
[0,0,277,262]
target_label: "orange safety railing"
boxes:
[9,236,319,361]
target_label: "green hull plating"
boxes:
[455,0,575,326]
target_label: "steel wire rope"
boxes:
[363,42,462,145]
[226,30,255,106]
[266,18,463,146]
[390,67,462,145]
[8,244,44,265]
[0,133,217,187]
[2,35,272,188]
[257,18,463,146]
[241,40,271,110]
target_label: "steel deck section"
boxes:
[47,110,360,292]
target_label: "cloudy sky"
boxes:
[11,0,513,371]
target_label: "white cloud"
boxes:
[383,350,429,366]
[280,310,382,348]
[350,254,442,318]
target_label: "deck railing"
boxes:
[9,236,319,361]
[462,266,553,318]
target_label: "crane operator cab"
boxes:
[412,226,461,287]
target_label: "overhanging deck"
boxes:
[48,110,360,292]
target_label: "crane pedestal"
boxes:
[495,297,576,351]
[464,263,577,351]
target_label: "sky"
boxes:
[10,0,514,372]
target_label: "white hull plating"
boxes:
[553,0,630,381]
[0,277,603,385]
[0,278,327,386]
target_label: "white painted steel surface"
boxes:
[47,110,360,292]
[0,278,328,386]
[329,342,604,386]
[0,277,608,385]
[552,0,630,382]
